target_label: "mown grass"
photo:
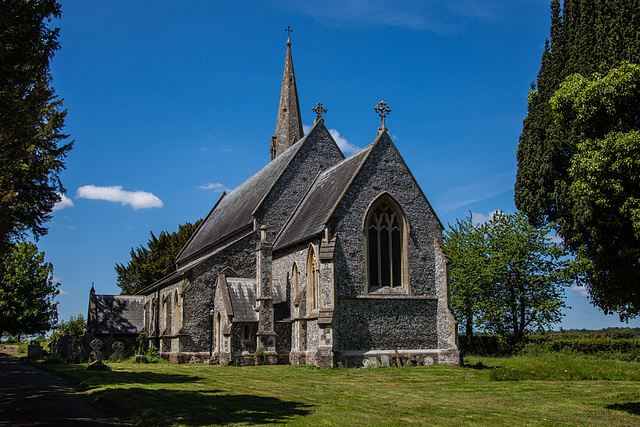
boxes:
[31,354,640,426]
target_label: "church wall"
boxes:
[256,125,344,243]
[333,298,438,351]
[175,233,257,354]
[328,134,459,362]
[330,134,439,300]
[273,240,330,366]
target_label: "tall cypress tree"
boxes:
[515,0,640,319]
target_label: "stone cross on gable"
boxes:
[312,102,327,122]
[375,100,391,130]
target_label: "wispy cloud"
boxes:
[76,185,163,210]
[570,285,589,298]
[276,0,502,34]
[196,182,230,192]
[434,171,514,214]
[52,194,74,211]
[304,125,359,155]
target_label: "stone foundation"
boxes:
[336,349,461,368]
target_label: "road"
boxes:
[0,357,118,426]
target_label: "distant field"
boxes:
[32,355,640,426]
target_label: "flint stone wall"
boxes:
[333,298,438,351]
[167,233,257,353]
[257,124,344,243]
[330,133,439,298]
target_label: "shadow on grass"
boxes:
[464,361,498,370]
[607,402,640,416]
[91,387,314,426]
[39,363,203,391]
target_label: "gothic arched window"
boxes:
[307,246,319,312]
[365,196,406,289]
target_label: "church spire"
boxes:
[271,32,304,160]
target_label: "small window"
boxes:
[242,323,252,341]
[307,246,319,311]
[292,263,299,298]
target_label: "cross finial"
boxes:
[375,100,391,130]
[312,102,327,122]
[285,26,293,44]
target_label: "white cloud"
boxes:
[328,129,359,155]
[52,194,74,211]
[196,182,229,192]
[471,210,499,225]
[76,185,163,210]
[303,125,359,155]
[570,285,589,298]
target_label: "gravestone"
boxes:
[110,341,124,362]
[88,338,108,370]
[49,338,60,361]
[67,337,79,364]
[27,344,43,360]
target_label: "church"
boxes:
[90,37,460,368]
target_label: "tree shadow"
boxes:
[40,364,203,391]
[606,402,640,416]
[92,387,314,426]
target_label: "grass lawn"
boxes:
[34,355,640,426]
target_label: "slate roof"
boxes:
[274,143,374,250]
[225,278,286,322]
[226,278,258,322]
[94,295,144,335]
[176,132,311,265]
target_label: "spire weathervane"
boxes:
[375,100,391,131]
[312,102,327,122]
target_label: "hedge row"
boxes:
[459,334,640,359]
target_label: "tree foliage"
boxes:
[445,212,577,337]
[52,314,86,340]
[549,62,640,319]
[116,220,202,295]
[0,0,73,254]
[515,0,640,319]
[0,241,59,339]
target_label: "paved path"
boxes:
[0,357,118,426]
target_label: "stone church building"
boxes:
[91,38,460,368]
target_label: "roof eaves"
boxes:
[251,132,311,218]
[273,169,323,247]
[175,191,226,263]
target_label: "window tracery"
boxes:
[366,196,406,289]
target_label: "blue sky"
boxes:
[39,0,640,330]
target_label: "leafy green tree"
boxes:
[444,213,490,337]
[52,314,86,340]
[0,0,73,254]
[116,220,202,294]
[549,62,640,319]
[445,212,577,337]
[481,212,574,338]
[515,0,640,319]
[0,241,59,339]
